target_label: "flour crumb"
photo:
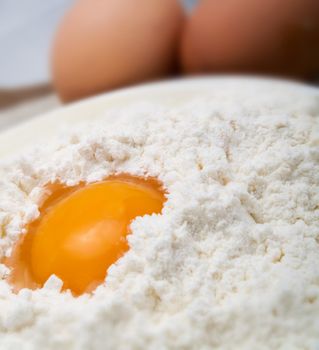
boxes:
[43,275,63,292]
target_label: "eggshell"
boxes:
[181,0,319,78]
[52,0,184,102]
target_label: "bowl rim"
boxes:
[0,75,316,160]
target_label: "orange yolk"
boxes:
[5,175,165,295]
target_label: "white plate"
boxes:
[0,76,316,160]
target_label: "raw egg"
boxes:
[52,0,185,102]
[181,0,319,78]
[5,175,165,295]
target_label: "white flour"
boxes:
[0,78,319,349]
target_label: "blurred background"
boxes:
[0,0,318,131]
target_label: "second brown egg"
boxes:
[181,0,319,78]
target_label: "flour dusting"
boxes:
[0,78,319,349]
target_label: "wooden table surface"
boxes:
[0,85,60,131]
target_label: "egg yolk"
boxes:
[5,175,165,295]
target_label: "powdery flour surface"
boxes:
[0,79,319,349]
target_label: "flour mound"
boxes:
[0,78,319,349]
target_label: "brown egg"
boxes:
[52,0,184,102]
[181,0,319,78]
